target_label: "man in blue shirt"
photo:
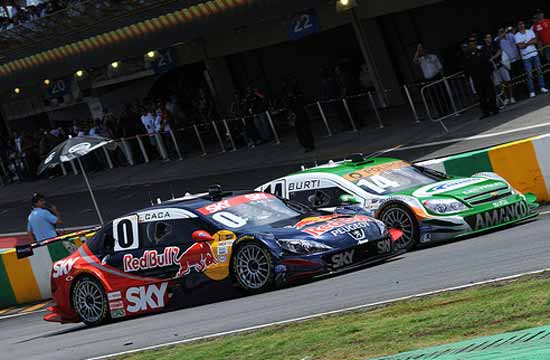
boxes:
[27,193,62,243]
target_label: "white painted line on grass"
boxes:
[392,122,550,152]
[87,267,550,360]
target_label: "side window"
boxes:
[142,218,214,248]
[86,224,116,257]
[291,186,353,209]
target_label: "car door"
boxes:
[145,216,217,280]
[286,177,357,211]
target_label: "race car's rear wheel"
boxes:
[233,242,274,293]
[72,276,108,326]
[379,204,419,250]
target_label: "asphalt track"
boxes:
[0,213,548,360]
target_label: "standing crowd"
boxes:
[414,9,550,119]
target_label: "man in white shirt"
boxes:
[413,43,443,80]
[140,108,155,134]
[497,27,523,79]
[514,20,548,97]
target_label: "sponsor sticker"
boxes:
[108,291,122,301]
[472,202,528,230]
[198,193,274,215]
[137,208,197,223]
[175,243,218,277]
[109,300,124,310]
[110,309,126,319]
[126,282,168,313]
[301,215,372,237]
[293,215,340,230]
[377,238,392,254]
[331,250,355,269]
[413,178,485,197]
[343,161,408,182]
[52,257,79,278]
[123,247,180,272]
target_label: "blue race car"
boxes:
[37,186,404,325]
[176,186,405,290]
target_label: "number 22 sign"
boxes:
[288,9,320,41]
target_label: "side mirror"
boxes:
[339,194,361,206]
[192,230,214,242]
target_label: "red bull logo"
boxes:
[175,242,218,278]
[293,215,340,230]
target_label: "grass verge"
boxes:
[118,273,550,360]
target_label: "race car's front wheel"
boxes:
[72,276,108,326]
[233,242,274,293]
[379,204,419,250]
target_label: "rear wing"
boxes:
[15,227,101,259]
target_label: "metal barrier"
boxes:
[308,91,388,136]
[420,72,479,132]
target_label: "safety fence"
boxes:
[406,62,550,131]
[0,91,399,183]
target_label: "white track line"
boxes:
[0,309,47,320]
[87,267,550,360]
[392,122,550,152]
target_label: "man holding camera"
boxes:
[27,193,62,243]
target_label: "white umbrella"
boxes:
[38,135,113,224]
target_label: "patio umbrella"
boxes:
[38,135,113,224]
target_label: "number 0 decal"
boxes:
[212,212,247,228]
[113,215,139,252]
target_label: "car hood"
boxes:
[403,177,510,203]
[249,214,385,248]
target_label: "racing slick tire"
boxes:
[71,276,109,326]
[232,242,275,293]
[379,203,419,251]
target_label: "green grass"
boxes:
[118,273,550,360]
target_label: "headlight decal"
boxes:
[423,199,467,214]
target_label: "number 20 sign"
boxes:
[288,9,320,41]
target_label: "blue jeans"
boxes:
[523,55,546,93]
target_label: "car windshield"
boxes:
[345,162,437,195]
[199,193,303,229]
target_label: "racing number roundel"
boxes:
[113,215,139,252]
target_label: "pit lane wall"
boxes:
[416,134,550,202]
[0,237,83,307]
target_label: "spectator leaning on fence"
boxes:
[533,9,550,63]
[413,43,444,81]
[482,33,515,105]
[463,36,499,119]
[27,193,62,243]
[514,20,548,98]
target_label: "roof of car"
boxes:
[130,190,255,214]
[294,157,403,177]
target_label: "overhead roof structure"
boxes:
[0,0,252,81]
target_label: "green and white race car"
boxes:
[257,155,539,250]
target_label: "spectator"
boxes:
[284,78,315,153]
[533,9,550,63]
[463,36,498,119]
[514,20,548,98]
[482,33,515,105]
[27,193,62,243]
[245,85,271,142]
[497,27,523,81]
[413,43,444,81]
[140,107,155,134]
